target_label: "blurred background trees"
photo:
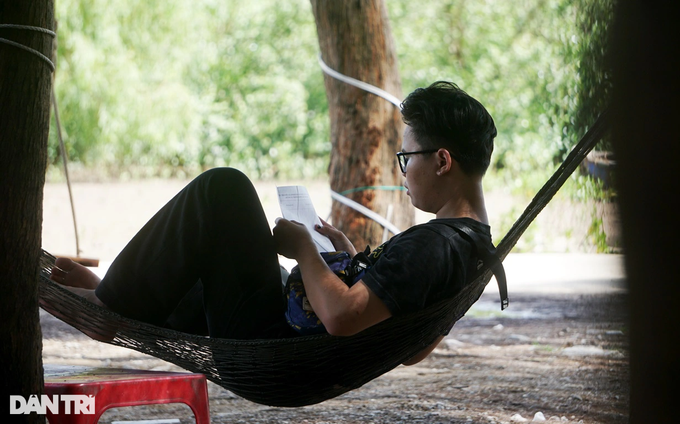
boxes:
[48,0,615,193]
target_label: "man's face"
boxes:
[400,126,439,213]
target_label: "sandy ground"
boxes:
[39,179,629,424]
[41,177,612,263]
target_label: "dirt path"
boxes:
[41,178,604,262]
[41,292,628,424]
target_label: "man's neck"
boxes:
[435,180,488,224]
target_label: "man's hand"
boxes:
[314,218,358,256]
[274,218,391,336]
[273,218,316,259]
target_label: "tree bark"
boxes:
[310,0,414,249]
[0,1,54,422]
[610,1,679,422]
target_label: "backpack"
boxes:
[284,250,370,335]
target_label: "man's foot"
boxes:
[49,258,106,308]
[44,257,116,341]
[51,258,101,290]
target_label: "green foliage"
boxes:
[565,0,615,154]
[587,211,609,253]
[49,0,615,188]
[567,173,615,203]
[391,0,583,194]
[50,0,328,179]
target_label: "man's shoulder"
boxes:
[407,218,492,241]
[369,218,491,262]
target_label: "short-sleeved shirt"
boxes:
[360,218,492,317]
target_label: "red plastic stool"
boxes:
[44,364,210,424]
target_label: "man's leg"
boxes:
[95,168,286,338]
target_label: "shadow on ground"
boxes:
[41,292,629,424]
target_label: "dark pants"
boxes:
[95,168,295,339]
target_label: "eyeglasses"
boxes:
[396,149,438,173]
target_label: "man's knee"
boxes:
[197,167,254,198]
[199,167,248,183]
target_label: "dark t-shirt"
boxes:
[360,218,492,317]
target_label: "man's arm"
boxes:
[274,218,447,365]
[274,219,391,336]
[295,251,444,364]
[294,250,392,336]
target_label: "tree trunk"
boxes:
[610,1,679,422]
[0,1,54,422]
[310,0,414,249]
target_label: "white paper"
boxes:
[277,185,335,252]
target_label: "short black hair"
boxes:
[400,81,497,176]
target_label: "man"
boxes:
[48,81,497,366]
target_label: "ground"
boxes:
[41,292,628,424]
[40,179,629,423]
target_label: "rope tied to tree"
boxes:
[317,54,403,109]
[0,24,56,72]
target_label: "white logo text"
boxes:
[9,395,95,415]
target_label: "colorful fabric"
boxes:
[284,251,367,335]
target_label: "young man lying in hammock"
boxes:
[47,81,497,366]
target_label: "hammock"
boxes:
[38,110,609,407]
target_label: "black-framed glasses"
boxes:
[396,149,438,173]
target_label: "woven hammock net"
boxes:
[38,111,609,408]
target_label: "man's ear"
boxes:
[436,148,453,175]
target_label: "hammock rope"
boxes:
[51,87,83,257]
[38,108,609,407]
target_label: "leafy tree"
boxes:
[48,0,614,193]
[569,0,615,153]
[50,0,329,179]
[389,0,584,192]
